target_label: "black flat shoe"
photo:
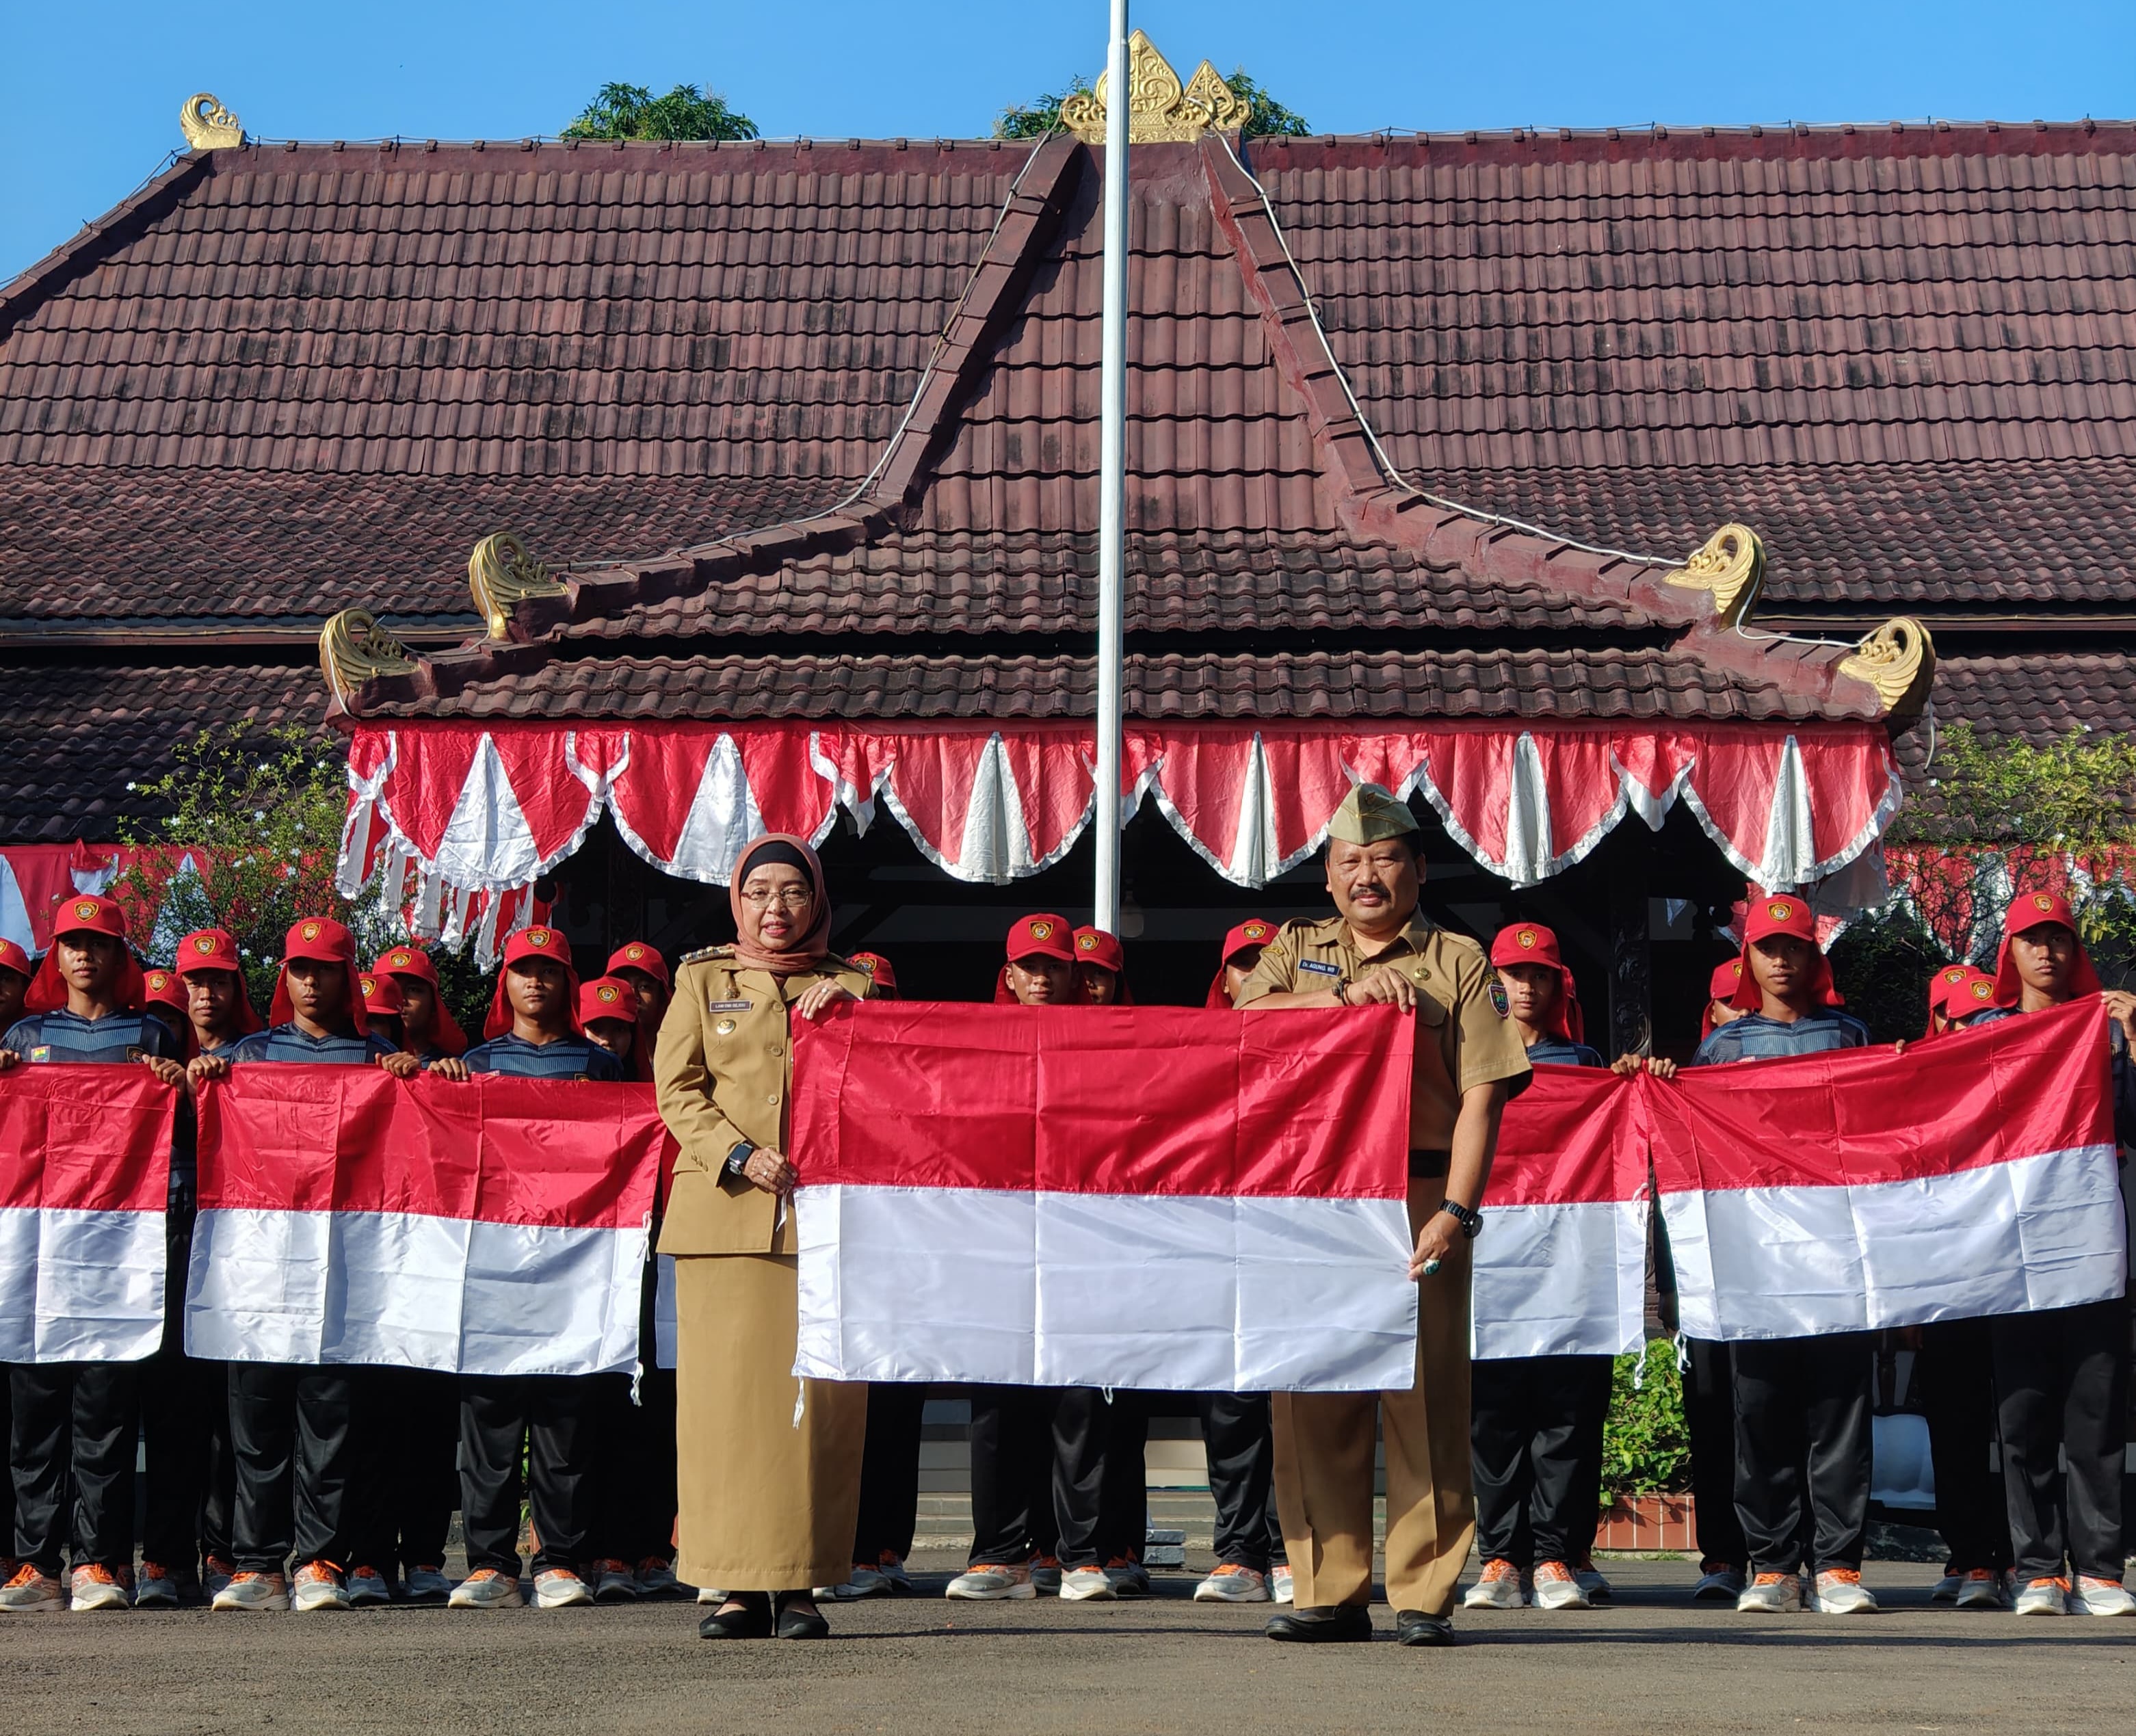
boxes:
[1394,1609,1456,1646]
[698,1592,773,1639]
[774,1591,830,1640]
[1265,1603,1373,1643]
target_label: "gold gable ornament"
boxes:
[1663,523,1765,629]
[1839,616,1936,716]
[179,94,245,153]
[318,609,419,711]
[1059,31,1250,144]
[469,531,568,640]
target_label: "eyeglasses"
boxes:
[740,886,815,909]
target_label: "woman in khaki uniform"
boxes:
[653,834,874,1640]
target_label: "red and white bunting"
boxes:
[330,718,1901,901]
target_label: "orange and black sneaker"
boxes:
[0,1562,65,1613]
[1463,1557,1525,1609]
[133,1560,181,1608]
[68,1563,131,1611]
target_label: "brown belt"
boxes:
[1407,1148,1451,1179]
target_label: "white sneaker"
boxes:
[1692,1565,1746,1602]
[1192,1564,1269,1603]
[1953,1568,2007,1610]
[1531,1560,1592,1609]
[534,1568,593,1608]
[590,1559,640,1603]
[635,1557,685,1600]
[1058,1565,1116,1601]
[1930,1570,1964,1604]
[828,1562,891,1600]
[345,1566,392,1607]
[1735,1572,1802,1613]
[1463,1560,1526,1610]
[1575,1562,1613,1604]
[696,1583,728,1605]
[1270,1564,1294,1605]
[290,1562,350,1612]
[2076,1575,2136,1616]
[2013,1576,2072,1616]
[404,1565,453,1604]
[449,1568,525,1609]
[945,1562,1036,1601]
[68,1565,131,1611]
[211,1570,288,1612]
[0,1565,65,1612]
[1812,1569,1877,1614]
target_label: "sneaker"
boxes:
[946,1562,1036,1601]
[1953,1568,2008,1610]
[1735,1571,1802,1613]
[202,1554,237,1600]
[828,1560,895,1600]
[1692,1564,1747,1603]
[871,1551,912,1595]
[291,1561,350,1612]
[2075,1575,2136,1616]
[1812,1568,1877,1614]
[534,1568,593,1608]
[696,1583,728,1605]
[1104,1555,1152,1599]
[68,1564,131,1611]
[449,1568,525,1610]
[1194,1564,1271,1603]
[1271,1564,1294,1605]
[590,1559,639,1604]
[404,1564,453,1604]
[1574,1555,1613,1604]
[1931,1569,1964,1604]
[1059,1564,1116,1602]
[2014,1575,2072,1616]
[0,1564,64,1613]
[1463,1558,1527,1610]
[635,1557,685,1600]
[1532,1560,1592,1610]
[212,1570,289,1612]
[133,1561,181,1609]
[345,1565,391,1607]
[1030,1554,1063,1595]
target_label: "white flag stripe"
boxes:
[1473,1198,1649,1360]
[0,1207,166,1363]
[1661,1142,2128,1342]
[793,1184,1419,1393]
[187,1208,648,1376]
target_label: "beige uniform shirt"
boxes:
[654,946,874,1257]
[1235,912,1531,1149]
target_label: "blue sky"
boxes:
[5,0,2132,281]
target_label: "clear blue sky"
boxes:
[5,0,2131,282]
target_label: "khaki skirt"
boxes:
[672,1252,867,1591]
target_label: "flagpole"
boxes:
[1092,0,1130,934]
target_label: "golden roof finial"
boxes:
[1839,617,1936,716]
[318,609,418,712]
[469,530,569,640]
[1663,523,1766,629]
[1059,31,1249,144]
[179,94,245,153]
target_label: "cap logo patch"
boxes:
[529,928,553,948]
[626,945,645,960]
[72,900,99,922]
[390,950,411,967]
[194,936,217,955]
[2032,893,2055,912]
[857,956,877,973]
[300,920,321,941]
[1516,929,1538,949]
[1942,966,1966,982]
[148,972,170,990]
[1970,980,1993,1001]
[1029,921,1054,941]
[1767,899,1794,922]
[360,977,378,997]
[597,984,621,1003]
[1077,933,1099,951]
[1243,921,1268,941]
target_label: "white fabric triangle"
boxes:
[668,735,767,884]
[1756,735,1815,891]
[1224,733,1276,886]
[958,735,1034,883]
[1502,732,1555,885]
[434,735,539,889]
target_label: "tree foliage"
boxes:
[562,82,759,143]
[1889,722,2136,853]
[994,66,1308,140]
[1600,1347,1689,1497]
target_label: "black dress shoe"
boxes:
[698,1592,773,1639]
[1393,1609,1456,1646]
[774,1591,831,1640]
[1265,1603,1374,1643]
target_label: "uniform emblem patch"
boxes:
[529,928,553,948]
[1489,982,1511,1018]
[194,936,219,956]
[596,984,622,1005]
[72,900,99,923]
[360,977,378,998]
[1970,980,1993,1001]
[390,949,412,967]
[1517,929,1538,949]
[1767,899,1794,923]
[1029,921,1055,941]
[626,945,646,960]
[1243,921,1269,941]
[300,920,321,942]
[2032,893,2055,912]
[1942,966,1966,984]
[28,1046,51,1064]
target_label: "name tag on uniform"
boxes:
[1300,960,1342,977]
[705,999,754,1012]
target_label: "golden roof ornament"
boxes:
[1663,523,1765,629]
[1060,31,1250,144]
[179,94,245,152]
[469,530,568,640]
[1839,616,1936,715]
[318,609,418,712]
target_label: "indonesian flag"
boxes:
[192,1068,666,1376]
[1652,997,2128,1341]
[0,1066,174,1362]
[1475,1064,1648,1360]
[790,1003,1418,1393]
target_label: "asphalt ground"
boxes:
[5,1551,2133,1735]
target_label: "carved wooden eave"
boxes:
[179,94,244,153]
[1060,31,1249,144]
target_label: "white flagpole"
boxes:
[1092,0,1130,933]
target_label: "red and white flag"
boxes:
[1651,997,2128,1341]
[192,1068,666,1376]
[0,1066,174,1363]
[790,1003,1417,1393]
[1476,1065,1648,1359]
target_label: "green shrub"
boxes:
[1599,1345,1690,1499]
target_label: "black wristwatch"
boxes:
[724,1142,754,1178]
[1438,1198,1482,1239]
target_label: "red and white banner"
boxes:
[1650,999,2128,1341]
[0,1066,174,1363]
[191,1068,668,1376]
[789,1003,1418,1393]
[1477,1065,1648,1360]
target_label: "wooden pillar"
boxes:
[1610,828,1653,1057]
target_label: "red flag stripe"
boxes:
[1488,1064,1643,1207]
[0,1066,174,1213]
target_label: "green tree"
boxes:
[994,66,1308,140]
[1600,1348,1690,1499]
[562,81,759,143]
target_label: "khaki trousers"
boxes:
[673,1253,867,1592]
[1271,1177,1473,1617]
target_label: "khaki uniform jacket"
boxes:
[1234,912,1531,1148]
[654,946,875,1257]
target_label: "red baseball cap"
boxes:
[1005,915,1075,964]
[375,943,467,1055]
[1207,919,1276,1008]
[1700,958,1745,1040]
[849,951,898,997]
[606,942,670,988]
[1923,962,1997,1037]
[25,894,145,1014]
[1073,927,1125,975]
[51,894,127,943]
[1489,922,1584,1044]
[268,917,369,1035]
[1994,889,2104,1006]
[579,975,639,1027]
[485,923,583,1038]
[144,967,187,1011]
[358,971,406,1018]
[1728,893,1841,1012]
[0,937,31,982]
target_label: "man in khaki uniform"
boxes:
[1235,785,1530,1646]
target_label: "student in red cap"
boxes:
[1464,923,1614,1616]
[143,969,191,1049]
[607,942,672,1078]
[1968,890,2136,1617]
[1700,958,1748,1042]
[848,951,897,999]
[428,925,622,1612]
[190,917,419,1614]
[0,938,30,1036]
[1072,927,1132,1005]
[1681,893,1876,1616]
[1923,962,1997,1039]
[373,944,466,1060]
[1204,920,1276,1010]
[0,896,187,1614]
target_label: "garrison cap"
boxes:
[1327,785,1419,847]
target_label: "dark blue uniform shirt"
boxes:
[227,1023,401,1067]
[1525,1036,1605,1068]
[461,1032,624,1082]
[1690,1008,1871,1067]
[3,1008,186,1066]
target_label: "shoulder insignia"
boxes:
[678,945,735,966]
